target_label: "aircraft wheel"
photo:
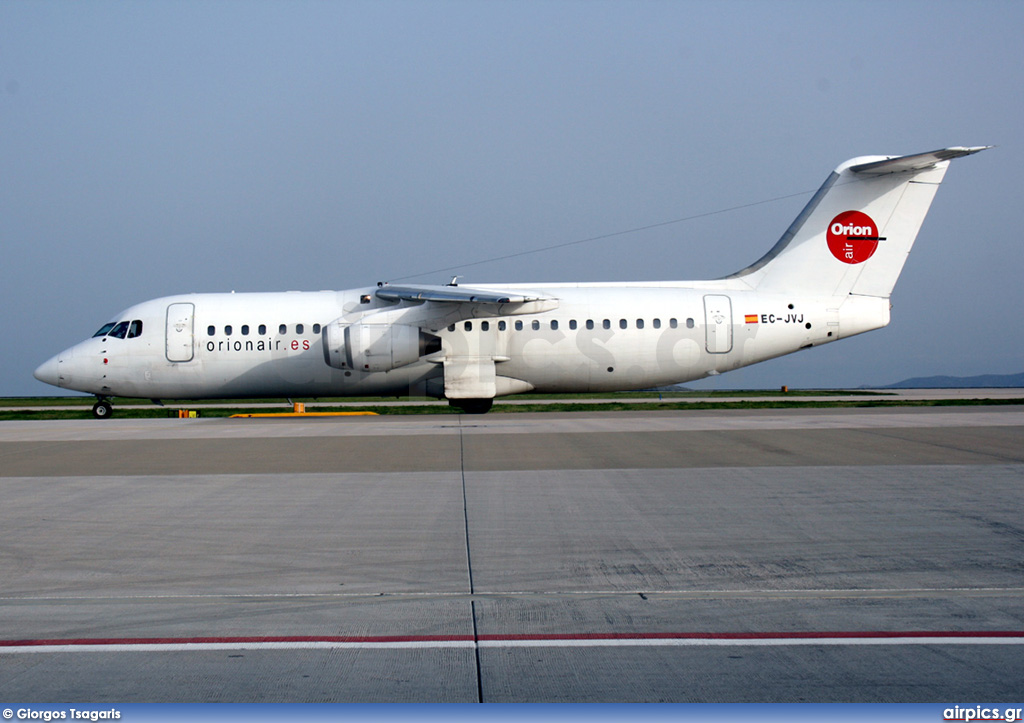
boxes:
[92,400,113,419]
[451,398,493,414]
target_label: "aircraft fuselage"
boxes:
[36,284,887,401]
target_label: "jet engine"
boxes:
[323,320,441,372]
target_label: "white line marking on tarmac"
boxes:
[3,587,1023,602]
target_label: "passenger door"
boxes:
[166,303,195,362]
[703,295,733,354]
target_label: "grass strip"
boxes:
[1,397,1021,421]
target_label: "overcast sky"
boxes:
[2,0,1020,397]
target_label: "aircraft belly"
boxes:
[502,328,709,393]
[135,355,436,400]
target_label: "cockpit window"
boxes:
[93,322,117,338]
[108,321,130,339]
[127,320,143,338]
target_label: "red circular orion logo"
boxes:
[826,210,881,264]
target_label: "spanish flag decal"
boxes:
[744,314,759,324]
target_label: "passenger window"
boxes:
[586,320,594,330]
[532,320,540,331]
[481,321,490,331]
[498,320,507,331]
[108,321,130,339]
[636,319,644,329]
[127,320,143,338]
[259,324,267,335]
[619,319,627,329]
[225,325,233,336]
[686,318,695,329]
[279,324,287,335]
[93,322,117,338]
[602,319,610,330]
[653,318,661,329]
[296,324,304,334]
[515,320,523,331]
[550,320,558,330]
[670,318,678,329]
[464,321,473,331]
[448,324,456,332]
[569,320,577,330]
[313,324,321,334]
[207,326,216,337]
[241,325,249,336]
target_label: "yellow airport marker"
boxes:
[229,411,378,418]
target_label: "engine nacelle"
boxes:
[323,321,441,372]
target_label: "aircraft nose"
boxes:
[34,354,62,388]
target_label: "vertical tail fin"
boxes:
[729,147,989,298]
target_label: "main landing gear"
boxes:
[449,398,493,415]
[92,398,113,419]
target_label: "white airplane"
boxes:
[35,146,988,418]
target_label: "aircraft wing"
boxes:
[372,284,559,330]
[375,284,546,305]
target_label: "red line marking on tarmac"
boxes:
[1,631,1023,652]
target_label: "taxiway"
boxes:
[1,406,1022,702]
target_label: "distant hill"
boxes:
[880,372,1024,389]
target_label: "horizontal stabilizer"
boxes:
[850,146,991,175]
